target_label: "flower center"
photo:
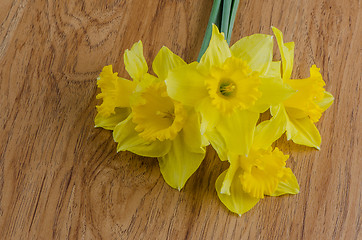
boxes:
[156,110,175,119]
[205,57,261,114]
[131,82,187,142]
[219,79,237,97]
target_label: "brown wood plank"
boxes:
[0,0,360,239]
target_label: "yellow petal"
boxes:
[197,98,221,134]
[152,46,186,80]
[166,62,208,105]
[285,107,308,119]
[181,110,206,153]
[220,154,239,194]
[263,61,282,78]
[135,73,160,91]
[158,134,206,190]
[216,110,259,156]
[95,107,131,130]
[253,104,287,149]
[272,27,294,80]
[113,114,171,157]
[316,91,334,112]
[269,168,300,196]
[199,24,231,70]
[230,34,273,75]
[216,169,260,216]
[205,128,228,161]
[251,77,295,113]
[124,41,148,81]
[286,115,321,149]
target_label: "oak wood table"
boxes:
[0,0,360,239]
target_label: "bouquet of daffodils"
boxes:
[94,2,333,216]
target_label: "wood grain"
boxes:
[0,0,360,239]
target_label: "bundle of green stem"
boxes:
[198,0,240,61]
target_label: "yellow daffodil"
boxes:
[166,25,293,158]
[215,147,299,216]
[94,65,135,130]
[215,130,299,216]
[255,28,334,149]
[94,41,150,130]
[95,42,206,190]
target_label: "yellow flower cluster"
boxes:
[95,25,333,216]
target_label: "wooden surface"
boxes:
[0,0,360,239]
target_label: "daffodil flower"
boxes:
[166,25,293,158]
[255,28,334,149]
[215,147,299,216]
[215,130,299,216]
[94,65,135,130]
[95,42,206,190]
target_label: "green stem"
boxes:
[221,0,232,42]
[227,0,240,44]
